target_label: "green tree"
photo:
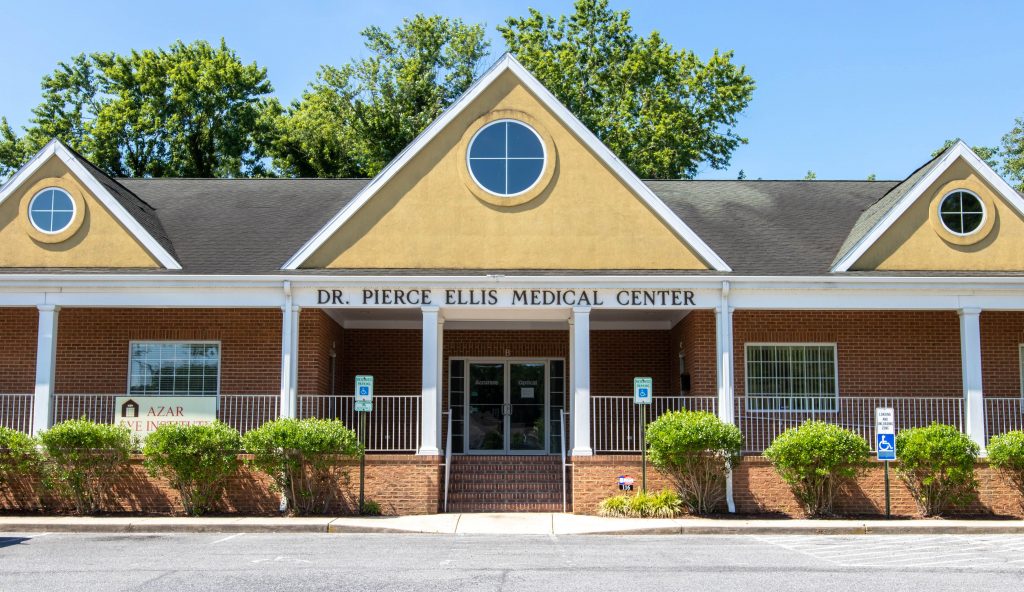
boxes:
[932,137,1000,170]
[0,39,275,179]
[500,0,754,179]
[1001,118,1024,191]
[803,170,817,180]
[269,15,490,177]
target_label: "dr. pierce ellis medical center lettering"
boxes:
[315,288,697,307]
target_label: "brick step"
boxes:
[448,495,563,504]
[449,483,563,493]
[448,502,565,513]
[451,461,563,469]
[450,469,564,478]
[451,458,562,464]
[446,471,561,479]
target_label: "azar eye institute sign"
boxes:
[115,396,217,438]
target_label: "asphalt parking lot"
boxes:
[2,531,1024,591]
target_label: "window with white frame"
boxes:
[129,342,220,397]
[745,344,838,412]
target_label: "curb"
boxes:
[4,518,1024,535]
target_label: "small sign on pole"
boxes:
[355,375,374,513]
[875,407,896,519]
[875,407,896,461]
[355,375,374,403]
[633,377,653,405]
[634,377,652,493]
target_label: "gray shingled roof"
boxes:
[649,180,898,275]
[61,143,179,263]
[117,178,366,274]
[9,153,1016,276]
[830,147,951,268]
[108,177,900,275]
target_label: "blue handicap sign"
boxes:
[359,386,369,396]
[638,388,649,398]
[876,433,896,461]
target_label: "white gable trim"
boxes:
[283,54,731,272]
[0,140,181,270]
[832,141,1024,272]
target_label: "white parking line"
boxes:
[211,533,244,544]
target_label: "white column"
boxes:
[419,306,442,455]
[959,308,985,450]
[279,297,295,419]
[715,282,735,425]
[32,304,59,435]
[716,281,736,513]
[568,314,576,450]
[289,305,300,418]
[570,306,592,456]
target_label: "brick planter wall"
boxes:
[571,454,1024,518]
[0,454,442,516]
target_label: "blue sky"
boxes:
[1,0,1021,180]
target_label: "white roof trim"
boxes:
[832,141,1024,272]
[283,54,731,272]
[0,140,181,270]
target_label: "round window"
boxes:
[938,190,985,235]
[28,187,76,234]
[467,120,545,197]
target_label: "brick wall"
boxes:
[54,308,282,395]
[980,311,1024,397]
[299,309,344,395]
[679,309,717,397]
[341,329,422,394]
[0,454,442,516]
[733,310,963,396]
[591,330,672,395]
[572,454,1024,518]
[0,307,37,393]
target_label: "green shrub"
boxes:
[360,499,382,516]
[764,421,871,517]
[986,430,1024,499]
[38,419,134,514]
[645,410,743,514]
[143,422,242,516]
[895,423,979,516]
[598,489,682,518]
[0,428,42,510]
[242,418,362,515]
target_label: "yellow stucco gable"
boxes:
[853,157,1024,271]
[0,156,161,268]
[303,70,710,270]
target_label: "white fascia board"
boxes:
[4,272,1024,289]
[282,54,732,272]
[833,141,1024,272]
[0,140,59,202]
[0,140,181,270]
[51,143,181,269]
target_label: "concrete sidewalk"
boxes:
[2,514,1024,535]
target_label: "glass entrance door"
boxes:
[509,362,546,452]
[466,363,505,452]
[465,360,548,454]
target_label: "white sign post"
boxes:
[634,377,652,493]
[875,407,896,518]
[354,375,374,513]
